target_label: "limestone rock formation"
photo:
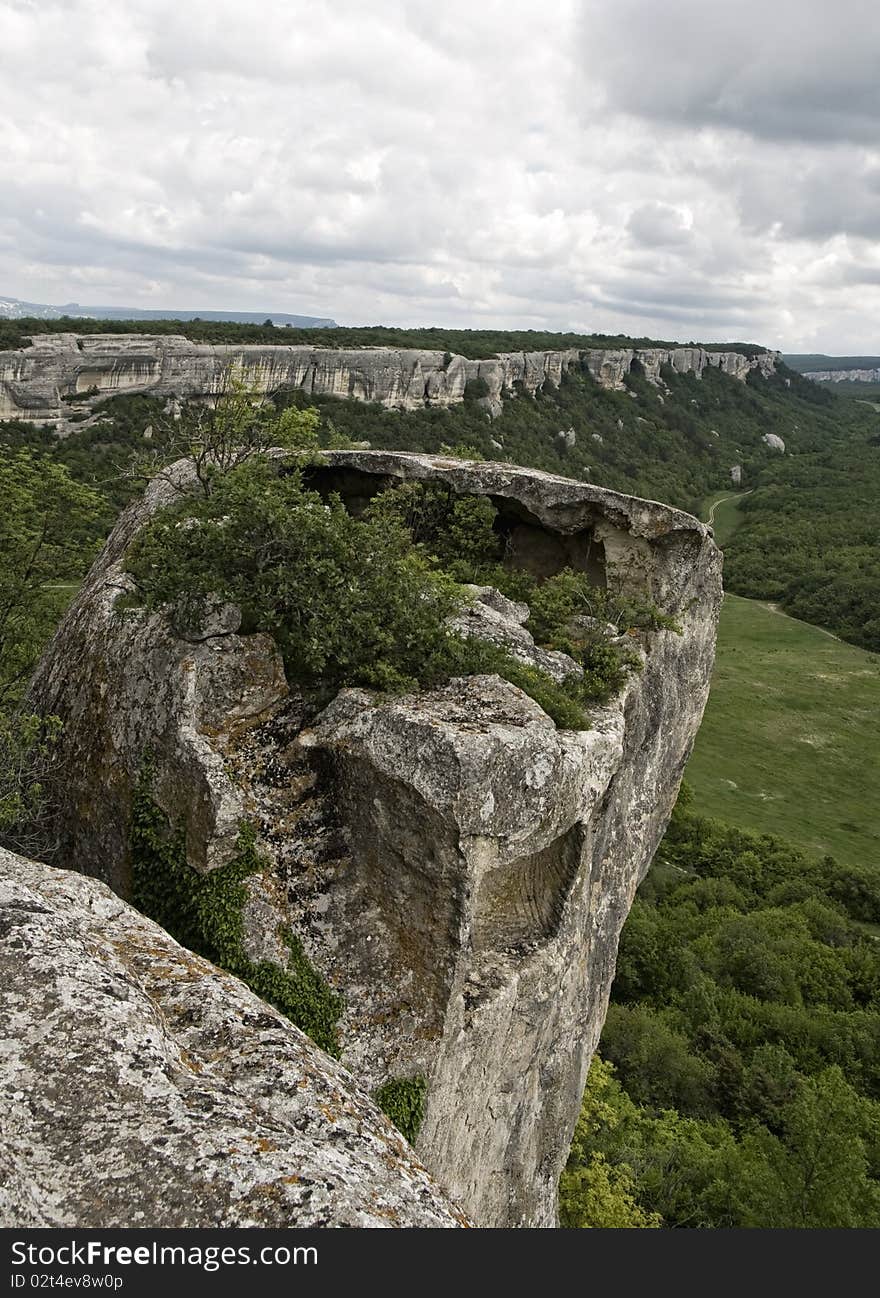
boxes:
[449,585,581,684]
[582,344,778,391]
[0,847,467,1228]
[29,450,722,1227]
[762,432,785,453]
[0,332,781,423]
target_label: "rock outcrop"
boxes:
[0,846,467,1228]
[0,333,781,423]
[28,450,722,1227]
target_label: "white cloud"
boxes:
[0,0,879,350]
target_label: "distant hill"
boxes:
[785,353,880,373]
[0,295,336,329]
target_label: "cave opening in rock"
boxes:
[488,496,606,587]
[299,464,608,588]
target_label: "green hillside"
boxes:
[274,357,866,515]
[785,354,880,373]
[721,401,880,652]
[685,594,880,868]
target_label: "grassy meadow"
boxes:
[685,592,880,868]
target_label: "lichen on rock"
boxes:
[0,846,468,1228]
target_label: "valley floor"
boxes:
[685,593,880,868]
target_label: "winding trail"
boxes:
[758,601,841,641]
[705,488,753,526]
[699,493,842,642]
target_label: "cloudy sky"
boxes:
[2,0,879,351]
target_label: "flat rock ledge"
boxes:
[0,848,468,1229]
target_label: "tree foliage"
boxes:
[0,449,102,854]
[562,792,880,1228]
[123,461,649,725]
[0,451,102,704]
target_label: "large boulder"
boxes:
[0,847,467,1228]
[28,450,722,1226]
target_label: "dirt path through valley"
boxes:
[759,602,841,641]
[705,489,753,526]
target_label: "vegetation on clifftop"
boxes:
[0,317,767,356]
[122,456,649,728]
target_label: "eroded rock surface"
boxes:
[28,450,722,1227]
[0,847,467,1228]
[0,332,781,423]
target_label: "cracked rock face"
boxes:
[0,332,780,423]
[0,847,468,1229]
[28,450,722,1227]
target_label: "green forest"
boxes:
[723,430,880,651]
[784,353,880,373]
[0,315,767,356]
[560,791,880,1228]
[2,326,879,1227]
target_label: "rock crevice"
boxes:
[0,848,468,1228]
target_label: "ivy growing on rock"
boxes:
[373,1076,427,1145]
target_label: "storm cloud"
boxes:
[1,0,878,351]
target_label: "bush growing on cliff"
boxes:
[365,480,670,696]
[0,711,61,858]
[130,776,343,1054]
[120,462,651,726]
[128,369,322,497]
[122,458,613,726]
[125,458,462,694]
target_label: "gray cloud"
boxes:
[627,203,694,249]
[0,0,878,351]
[578,0,880,145]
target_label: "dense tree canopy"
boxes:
[561,791,880,1228]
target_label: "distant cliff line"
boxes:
[804,367,880,384]
[0,333,781,422]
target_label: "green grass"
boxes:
[685,593,880,868]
